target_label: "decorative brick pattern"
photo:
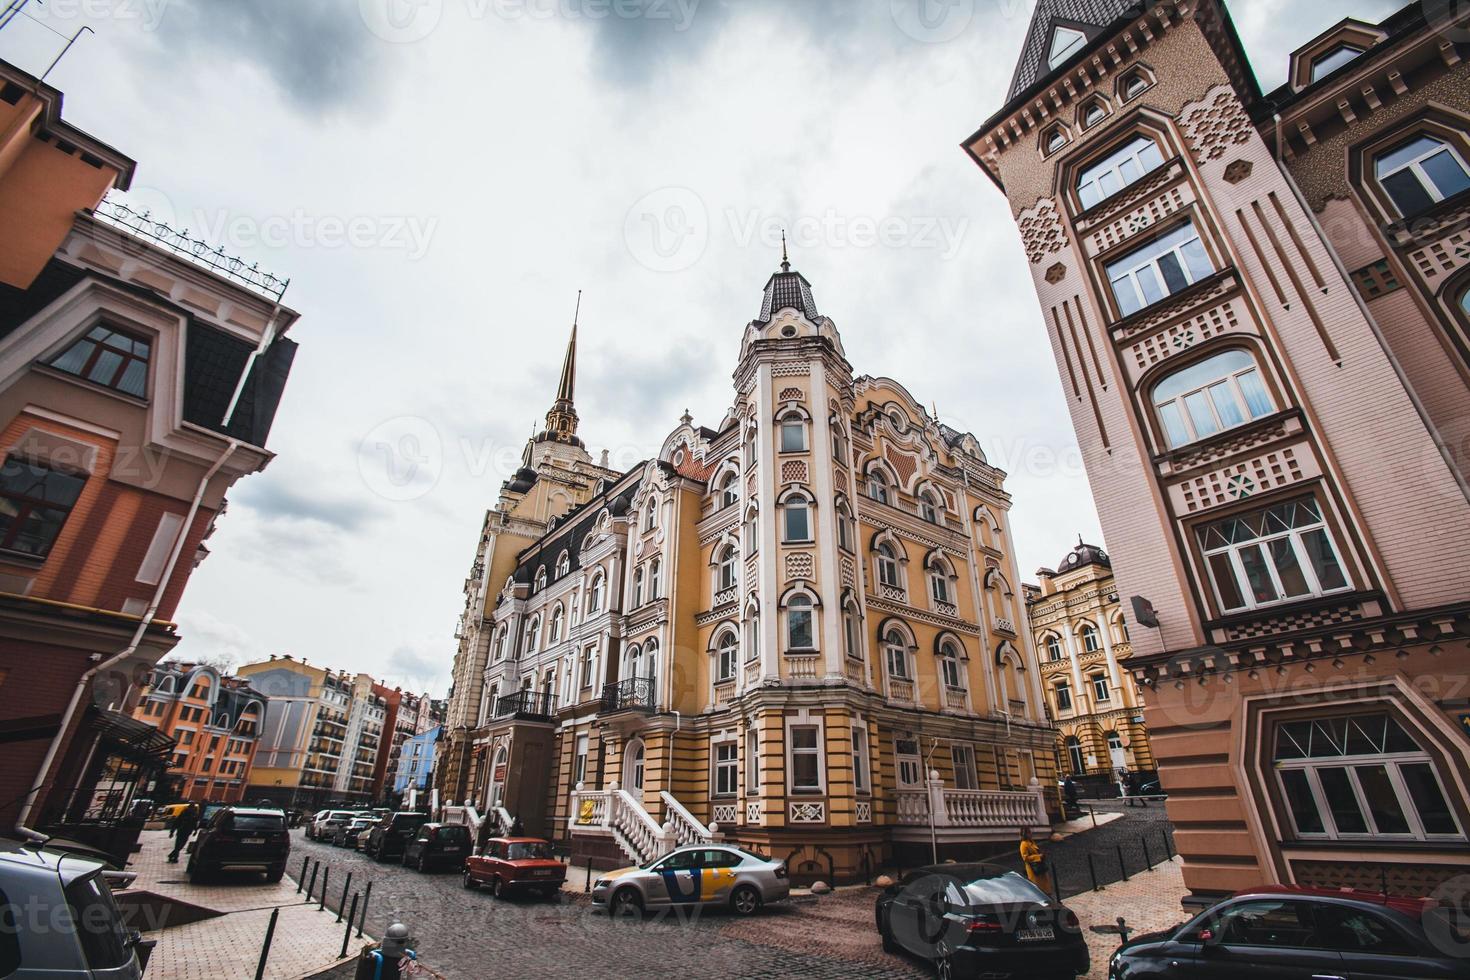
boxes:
[778,387,805,402]
[785,551,814,581]
[833,469,849,495]
[1116,272,1238,338]
[1350,259,1403,299]
[1222,602,1365,641]
[781,460,808,483]
[1089,186,1187,253]
[1223,158,1254,184]
[1290,859,1459,895]
[884,447,917,486]
[1180,86,1254,162]
[841,557,856,590]
[1170,421,1289,471]
[1017,198,1066,264]
[745,801,762,825]
[1131,298,1241,371]
[1179,448,1304,512]
[1076,161,1180,232]
[1408,229,1470,281]
[771,362,809,377]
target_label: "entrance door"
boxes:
[623,738,645,793]
[1108,731,1127,771]
[488,746,508,811]
[895,739,923,788]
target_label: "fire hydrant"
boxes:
[354,923,416,980]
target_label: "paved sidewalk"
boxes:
[127,830,373,980]
[1068,855,1190,978]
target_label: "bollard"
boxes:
[298,856,309,894]
[357,881,372,939]
[1141,833,1154,870]
[586,862,592,893]
[320,866,330,912]
[1162,827,1174,860]
[253,907,279,980]
[1087,851,1100,892]
[338,872,353,923]
[1116,916,1131,944]
[1116,844,1130,882]
[340,892,359,959]
[305,860,319,904]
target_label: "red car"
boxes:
[462,837,566,899]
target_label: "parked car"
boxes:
[1108,884,1470,979]
[311,809,360,843]
[463,837,566,898]
[333,817,375,849]
[592,844,787,917]
[0,838,153,977]
[401,823,474,872]
[875,863,1089,979]
[157,802,190,824]
[305,809,330,839]
[366,812,429,863]
[188,807,290,883]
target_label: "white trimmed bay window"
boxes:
[1153,349,1274,448]
[1197,496,1351,614]
[1076,134,1166,209]
[1106,220,1214,316]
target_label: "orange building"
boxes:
[132,663,266,803]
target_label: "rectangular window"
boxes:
[1091,675,1111,703]
[713,741,738,797]
[48,324,152,398]
[783,502,811,543]
[0,459,86,558]
[780,420,806,453]
[1076,135,1166,209]
[1198,497,1352,614]
[580,647,596,689]
[574,734,588,785]
[789,724,822,794]
[745,729,759,795]
[1106,221,1214,316]
[895,738,922,787]
[952,744,977,791]
[852,725,869,793]
[1055,683,1073,712]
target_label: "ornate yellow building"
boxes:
[1024,542,1154,790]
[438,255,1058,881]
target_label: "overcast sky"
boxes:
[1,0,1400,695]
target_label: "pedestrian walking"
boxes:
[168,802,201,863]
[1019,828,1053,896]
[1062,775,1079,808]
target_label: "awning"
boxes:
[89,708,175,765]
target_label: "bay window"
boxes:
[1153,349,1275,448]
[1076,135,1165,210]
[1106,220,1214,316]
[1375,134,1470,217]
[1197,496,1351,614]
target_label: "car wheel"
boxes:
[374,845,387,864]
[878,911,899,953]
[492,876,507,899]
[266,866,284,884]
[462,870,478,890]
[730,884,761,916]
[611,887,643,919]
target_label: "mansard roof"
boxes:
[1006,0,1148,102]
[756,269,820,323]
[512,466,644,585]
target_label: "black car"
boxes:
[1108,885,1470,979]
[876,862,1088,979]
[366,811,429,863]
[401,823,473,872]
[333,817,375,848]
[188,807,290,883]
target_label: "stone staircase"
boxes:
[568,782,718,866]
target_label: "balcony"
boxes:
[494,689,558,722]
[894,785,1048,837]
[600,677,655,714]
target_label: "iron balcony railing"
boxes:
[494,689,558,720]
[600,677,655,714]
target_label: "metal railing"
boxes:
[494,689,557,719]
[600,677,655,713]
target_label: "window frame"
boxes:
[46,322,153,400]
[1074,134,1167,211]
[1055,682,1074,713]
[778,413,808,454]
[1105,219,1216,318]
[712,739,739,798]
[875,543,903,591]
[851,725,870,793]
[938,641,964,691]
[882,630,910,681]
[1196,496,1353,615]
[782,494,813,544]
[1374,133,1470,218]
[715,630,738,682]
[785,594,816,652]
[786,721,825,795]
[1151,347,1276,449]
[952,744,978,791]
[0,457,86,559]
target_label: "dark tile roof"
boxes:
[513,468,645,586]
[182,321,297,448]
[757,270,820,323]
[1007,0,1148,102]
[0,260,86,342]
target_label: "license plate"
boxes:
[1017,927,1054,942]
[443,847,462,853]
[533,869,553,876]
[242,837,265,844]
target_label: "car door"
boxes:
[1315,903,1465,980]
[889,872,952,961]
[1188,899,1345,979]
[698,848,740,903]
[648,850,703,908]
[407,827,429,862]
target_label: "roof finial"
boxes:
[1077,533,1084,547]
[780,229,790,273]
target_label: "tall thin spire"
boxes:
[542,290,582,446]
[555,290,580,405]
[780,229,790,273]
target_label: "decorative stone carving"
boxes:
[1180,86,1254,162]
[778,387,804,402]
[1223,159,1254,184]
[1045,262,1067,284]
[785,552,814,581]
[1017,198,1066,264]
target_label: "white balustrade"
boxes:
[660,791,716,847]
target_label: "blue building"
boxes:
[394,725,439,794]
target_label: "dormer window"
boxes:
[1120,70,1151,101]
[48,325,151,398]
[1048,26,1086,69]
[1044,127,1067,155]
[1309,44,1363,83]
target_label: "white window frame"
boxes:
[712,739,739,798]
[720,472,739,508]
[1048,25,1086,68]
[939,642,964,690]
[745,728,759,795]
[882,631,910,681]
[1107,220,1214,316]
[866,472,890,505]
[895,737,923,788]
[786,594,816,651]
[1153,349,1275,449]
[779,415,807,453]
[1276,749,1463,843]
[928,562,951,605]
[1091,673,1111,704]
[716,631,738,682]
[1198,497,1352,614]
[717,545,738,591]
[875,544,902,590]
[783,496,812,544]
[786,720,825,795]
[852,724,869,793]
[1076,135,1165,210]
[1375,134,1470,215]
[952,744,978,791]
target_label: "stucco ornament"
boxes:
[1017,198,1066,264]
[1180,85,1255,162]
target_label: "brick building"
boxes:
[965,0,1470,901]
[131,662,266,803]
[0,60,300,863]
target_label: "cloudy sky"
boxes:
[1,0,1399,694]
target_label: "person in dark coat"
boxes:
[509,815,525,837]
[1062,775,1079,808]
[168,803,201,863]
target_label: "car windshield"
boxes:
[330,811,356,820]
[395,815,428,829]
[437,827,470,842]
[350,819,372,828]
[64,873,132,970]
[233,814,285,832]
[507,842,553,860]
[961,872,1050,906]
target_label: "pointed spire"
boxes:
[540,291,583,446]
[780,229,790,273]
[555,290,580,405]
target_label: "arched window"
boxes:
[938,639,964,690]
[779,412,808,453]
[719,471,739,508]
[524,616,542,655]
[1044,126,1067,155]
[632,566,645,607]
[918,489,942,525]
[835,499,854,552]
[625,738,645,791]
[588,573,605,614]
[1077,135,1165,210]
[786,594,815,650]
[534,567,547,592]
[831,421,848,464]
[1080,623,1101,653]
[647,557,661,600]
[843,602,862,661]
[867,470,890,505]
[1066,734,1085,774]
[745,612,760,662]
[927,558,952,605]
[882,630,910,680]
[644,498,658,532]
[495,625,510,663]
[556,551,570,577]
[782,494,812,543]
[1113,617,1129,644]
[716,630,738,682]
[1375,134,1470,217]
[1081,100,1106,129]
[1119,69,1150,101]
[1152,349,1274,448]
[875,543,902,590]
[1045,634,1064,661]
[717,544,738,591]
[643,639,659,699]
[549,604,565,644]
[625,642,642,683]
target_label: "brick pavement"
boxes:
[127,830,370,980]
[1067,855,1190,979]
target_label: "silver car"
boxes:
[592,844,788,917]
[0,838,148,978]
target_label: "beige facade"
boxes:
[440,260,1058,881]
[1025,542,1154,786]
[967,0,1470,901]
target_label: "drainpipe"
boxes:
[15,439,240,841]
[1273,113,1470,504]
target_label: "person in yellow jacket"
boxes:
[1019,828,1053,896]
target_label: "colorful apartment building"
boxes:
[131,662,266,802]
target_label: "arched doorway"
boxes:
[623,738,645,793]
[1065,735,1085,775]
[488,745,508,810]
